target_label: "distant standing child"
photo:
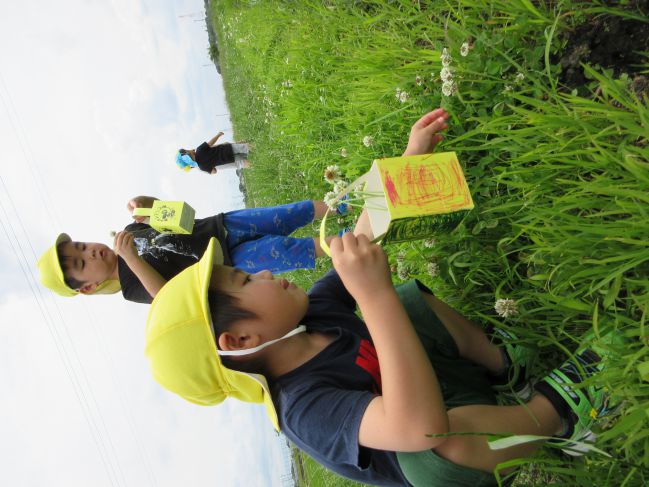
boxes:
[176,131,250,175]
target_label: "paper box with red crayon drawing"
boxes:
[359,151,474,243]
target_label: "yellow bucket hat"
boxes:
[145,237,280,431]
[37,233,121,296]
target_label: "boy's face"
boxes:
[59,241,117,293]
[211,265,308,341]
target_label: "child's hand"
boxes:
[403,108,449,156]
[330,233,392,304]
[127,196,157,223]
[113,231,139,264]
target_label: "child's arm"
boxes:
[127,195,159,223]
[207,131,225,146]
[113,231,167,299]
[330,233,448,452]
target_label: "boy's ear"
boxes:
[218,330,261,352]
[79,282,98,295]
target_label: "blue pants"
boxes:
[223,200,316,274]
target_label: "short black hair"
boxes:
[207,288,258,338]
[207,288,264,371]
[56,242,84,290]
[178,148,189,155]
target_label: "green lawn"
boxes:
[209,1,649,485]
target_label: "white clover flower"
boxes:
[281,80,293,88]
[515,72,525,83]
[460,42,470,57]
[323,165,342,184]
[362,135,374,147]
[351,182,367,198]
[340,148,348,158]
[427,262,440,278]
[494,298,519,318]
[504,84,513,92]
[396,250,406,263]
[423,238,436,248]
[415,75,423,86]
[399,91,409,103]
[397,263,409,280]
[442,81,456,97]
[333,180,347,194]
[323,191,338,211]
[440,67,453,82]
[441,47,452,67]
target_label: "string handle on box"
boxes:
[319,171,376,257]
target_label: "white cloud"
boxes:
[0,1,289,486]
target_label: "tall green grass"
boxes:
[210,1,649,485]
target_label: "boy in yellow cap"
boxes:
[38,198,342,304]
[145,110,615,486]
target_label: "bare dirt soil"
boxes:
[555,0,649,97]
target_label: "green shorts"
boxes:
[394,280,508,487]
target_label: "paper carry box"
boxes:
[132,200,195,235]
[362,152,474,243]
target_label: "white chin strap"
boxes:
[217,325,306,357]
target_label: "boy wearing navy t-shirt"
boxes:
[145,111,613,486]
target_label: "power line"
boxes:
[82,301,159,487]
[0,76,128,487]
[2,67,161,487]
[0,73,63,233]
[0,187,121,487]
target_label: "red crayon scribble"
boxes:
[383,172,400,206]
[382,157,469,212]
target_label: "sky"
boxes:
[0,1,292,486]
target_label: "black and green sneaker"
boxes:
[536,346,612,456]
[490,327,538,401]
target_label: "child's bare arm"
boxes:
[403,108,449,156]
[207,131,225,146]
[127,196,159,223]
[113,231,167,299]
[330,234,448,452]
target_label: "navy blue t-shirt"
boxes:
[271,269,411,486]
